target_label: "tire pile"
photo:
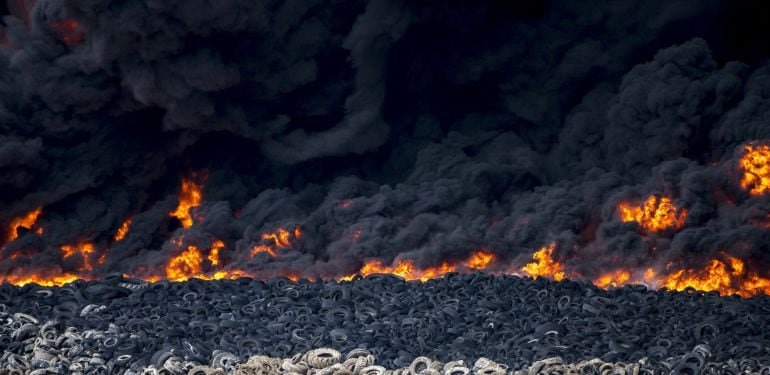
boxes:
[0,273,768,374]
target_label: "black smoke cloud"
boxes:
[1,0,770,281]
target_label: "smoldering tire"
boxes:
[0,273,769,374]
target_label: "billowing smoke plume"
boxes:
[1,0,770,289]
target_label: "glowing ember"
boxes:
[521,243,566,281]
[113,218,132,242]
[51,19,85,46]
[663,254,770,297]
[249,226,301,258]
[618,195,687,232]
[7,207,42,243]
[208,239,224,266]
[170,172,206,229]
[740,143,770,196]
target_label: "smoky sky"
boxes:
[1,0,770,280]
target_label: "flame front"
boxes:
[6,207,42,243]
[339,251,497,282]
[740,143,770,196]
[166,245,204,282]
[521,243,566,281]
[170,172,206,229]
[165,239,251,282]
[663,254,770,297]
[618,195,687,232]
[0,272,81,287]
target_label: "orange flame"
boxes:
[60,242,97,271]
[113,218,132,242]
[593,270,631,289]
[466,251,495,269]
[618,195,687,231]
[208,239,224,266]
[339,250,497,282]
[250,226,301,258]
[740,143,770,196]
[663,254,770,297]
[7,207,42,243]
[170,172,206,229]
[0,272,81,287]
[165,238,250,282]
[521,243,565,281]
[166,245,203,282]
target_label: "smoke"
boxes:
[1,0,770,283]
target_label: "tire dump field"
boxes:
[0,274,768,374]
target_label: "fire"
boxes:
[166,245,204,282]
[466,251,494,269]
[208,239,224,266]
[339,251,497,282]
[170,172,206,228]
[113,218,132,242]
[740,143,770,196]
[618,195,687,232]
[594,270,631,288]
[0,272,81,287]
[51,19,84,46]
[250,226,301,258]
[521,243,566,281]
[165,239,250,282]
[60,242,97,271]
[7,207,42,243]
[663,254,770,297]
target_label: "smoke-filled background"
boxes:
[1,0,770,289]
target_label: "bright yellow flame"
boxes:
[618,195,687,232]
[740,143,770,195]
[166,245,204,282]
[170,172,206,228]
[113,218,132,242]
[663,254,770,297]
[521,243,565,281]
[7,207,42,243]
[0,272,81,287]
[163,238,251,282]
